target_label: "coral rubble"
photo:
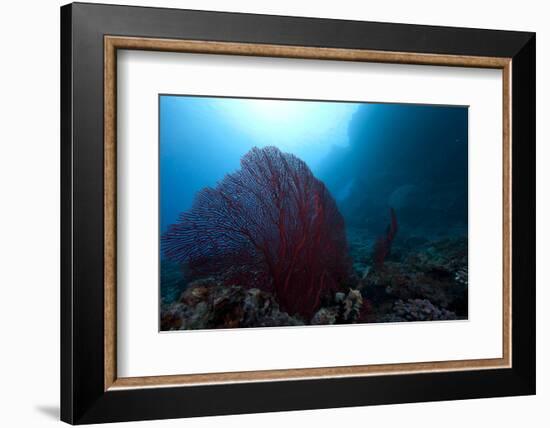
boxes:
[160,230,468,330]
[160,148,467,331]
[162,146,351,319]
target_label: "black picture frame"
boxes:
[61,2,535,424]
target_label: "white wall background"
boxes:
[0,0,546,426]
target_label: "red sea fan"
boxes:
[162,146,351,318]
[373,207,398,270]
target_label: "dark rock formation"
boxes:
[161,278,304,330]
[162,146,352,319]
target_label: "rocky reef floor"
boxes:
[160,229,468,331]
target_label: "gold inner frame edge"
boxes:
[104,36,512,391]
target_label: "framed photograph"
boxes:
[60,2,535,424]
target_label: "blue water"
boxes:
[159,95,468,305]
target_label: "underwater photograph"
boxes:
[159,95,468,331]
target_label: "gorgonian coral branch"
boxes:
[162,146,351,318]
[373,207,398,270]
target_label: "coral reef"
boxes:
[311,289,372,325]
[162,146,352,318]
[159,148,467,330]
[160,259,187,304]
[158,99,469,331]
